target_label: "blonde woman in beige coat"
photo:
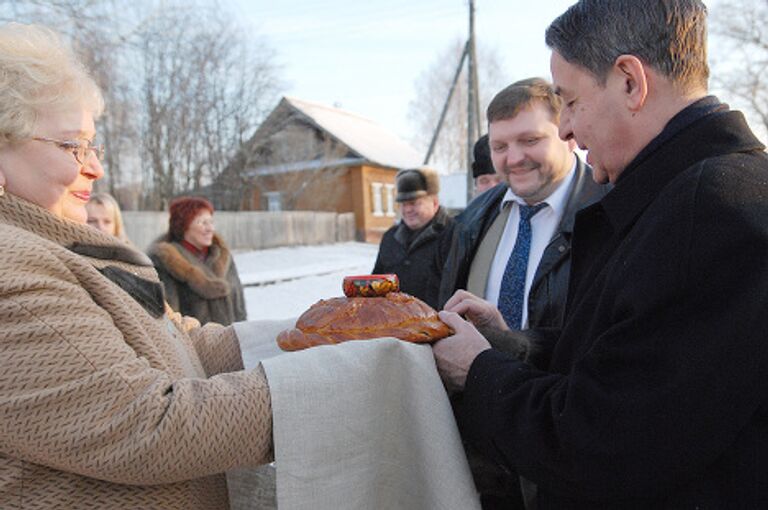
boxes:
[0,23,272,509]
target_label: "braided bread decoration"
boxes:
[277,292,452,351]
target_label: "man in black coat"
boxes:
[434,1,768,508]
[372,167,453,309]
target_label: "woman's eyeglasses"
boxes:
[32,137,105,165]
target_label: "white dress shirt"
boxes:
[485,161,577,329]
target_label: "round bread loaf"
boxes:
[276,292,452,351]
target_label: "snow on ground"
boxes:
[234,242,379,321]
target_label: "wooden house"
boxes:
[213,97,425,243]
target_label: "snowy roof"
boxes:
[283,96,424,170]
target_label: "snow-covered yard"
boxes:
[234,242,379,321]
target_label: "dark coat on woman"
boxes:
[459,101,768,508]
[149,234,247,326]
[372,206,454,309]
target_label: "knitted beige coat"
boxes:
[0,193,272,509]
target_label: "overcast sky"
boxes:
[234,0,723,144]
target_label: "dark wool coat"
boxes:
[372,206,454,310]
[439,156,605,341]
[149,234,247,326]
[459,103,768,508]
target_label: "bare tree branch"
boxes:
[1,0,283,209]
[408,38,509,172]
[710,0,768,140]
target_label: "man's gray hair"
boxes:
[545,0,709,92]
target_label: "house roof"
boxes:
[282,96,424,170]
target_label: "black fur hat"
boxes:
[472,134,495,178]
[395,167,440,202]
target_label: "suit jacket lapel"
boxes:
[467,202,512,297]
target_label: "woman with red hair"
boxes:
[149,196,246,326]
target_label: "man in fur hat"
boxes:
[372,167,454,309]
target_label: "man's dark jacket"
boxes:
[460,101,768,508]
[372,206,454,309]
[439,156,605,336]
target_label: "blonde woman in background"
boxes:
[0,23,272,509]
[86,191,128,241]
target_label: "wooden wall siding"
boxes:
[293,167,351,211]
[241,163,400,243]
[357,165,398,243]
[246,167,352,213]
[349,166,365,240]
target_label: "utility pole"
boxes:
[466,0,478,203]
[423,42,469,166]
[423,0,481,205]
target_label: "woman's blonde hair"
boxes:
[87,192,127,241]
[0,23,104,146]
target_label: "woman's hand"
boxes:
[443,290,509,331]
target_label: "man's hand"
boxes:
[432,311,492,394]
[443,290,509,331]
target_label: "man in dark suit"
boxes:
[439,78,605,509]
[434,1,768,508]
[440,78,604,346]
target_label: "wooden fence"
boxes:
[123,211,357,252]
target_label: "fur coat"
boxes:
[148,234,247,326]
[0,193,271,509]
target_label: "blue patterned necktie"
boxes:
[498,202,547,329]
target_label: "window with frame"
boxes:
[264,191,283,212]
[371,182,384,216]
[384,183,395,216]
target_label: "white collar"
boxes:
[499,157,577,216]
